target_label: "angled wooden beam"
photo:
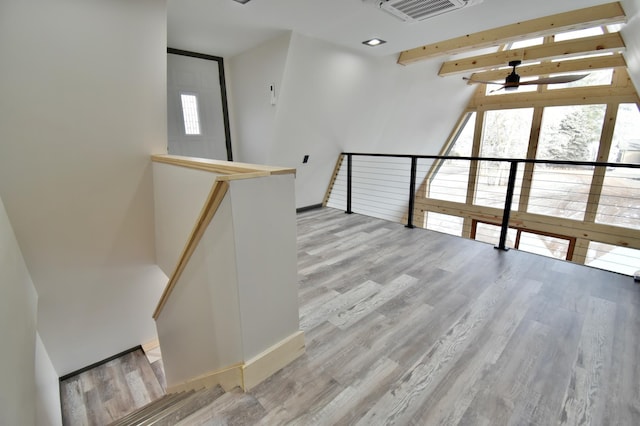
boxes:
[398,2,626,65]
[466,53,627,83]
[439,32,625,76]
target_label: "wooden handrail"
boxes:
[151,154,295,178]
[153,180,229,319]
[151,155,296,319]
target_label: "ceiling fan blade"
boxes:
[519,74,589,86]
[462,76,504,85]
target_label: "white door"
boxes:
[167,51,231,160]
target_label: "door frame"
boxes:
[167,47,234,161]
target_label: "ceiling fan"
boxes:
[463,60,589,92]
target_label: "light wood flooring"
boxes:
[63,207,640,425]
[60,348,165,425]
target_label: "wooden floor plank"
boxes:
[62,208,640,425]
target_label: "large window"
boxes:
[475,108,532,209]
[528,104,606,219]
[597,103,640,229]
[472,221,573,260]
[418,23,639,276]
[428,112,475,203]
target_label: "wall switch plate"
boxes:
[270,83,276,105]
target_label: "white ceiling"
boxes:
[167,0,613,58]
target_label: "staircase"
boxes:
[108,385,225,426]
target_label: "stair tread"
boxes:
[142,385,226,426]
[107,390,194,426]
[174,387,266,425]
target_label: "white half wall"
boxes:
[152,162,221,276]
[0,196,37,426]
[156,193,244,387]
[0,0,168,375]
[230,174,299,359]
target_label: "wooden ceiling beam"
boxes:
[466,53,627,83]
[398,2,626,65]
[439,32,625,76]
[468,84,639,110]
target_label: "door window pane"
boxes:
[180,93,201,135]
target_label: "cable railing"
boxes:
[325,152,640,276]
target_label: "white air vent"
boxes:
[377,0,483,22]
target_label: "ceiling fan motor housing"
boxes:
[505,60,522,90]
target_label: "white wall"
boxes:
[155,172,299,386]
[0,196,37,426]
[35,333,62,426]
[622,0,640,90]
[152,162,221,276]
[228,32,475,208]
[156,193,244,387]
[230,174,299,359]
[229,33,292,165]
[0,0,168,375]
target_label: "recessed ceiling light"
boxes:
[363,38,386,47]
[232,0,251,4]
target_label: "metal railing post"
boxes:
[495,161,518,251]
[406,157,417,228]
[346,154,353,214]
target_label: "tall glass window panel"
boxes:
[474,108,533,209]
[474,222,517,248]
[428,112,475,203]
[547,69,613,90]
[596,104,640,229]
[425,212,464,237]
[517,232,570,260]
[528,104,606,219]
[586,241,640,276]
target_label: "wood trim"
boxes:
[518,107,543,212]
[472,218,577,260]
[572,238,591,264]
[166,363,244,394]
[153,180,229,319]
[165,331,305,393]
[151,154,296,177]
[468,54,627,83]
[323,154,345,206]
[141,339,160,355]
[242,331,306,391]
[398,2,626,65]
[59,346,142,382]
[439,33,626,76]
[584,102,619,222]
[416,197,640,249]
[469,84,639,110]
